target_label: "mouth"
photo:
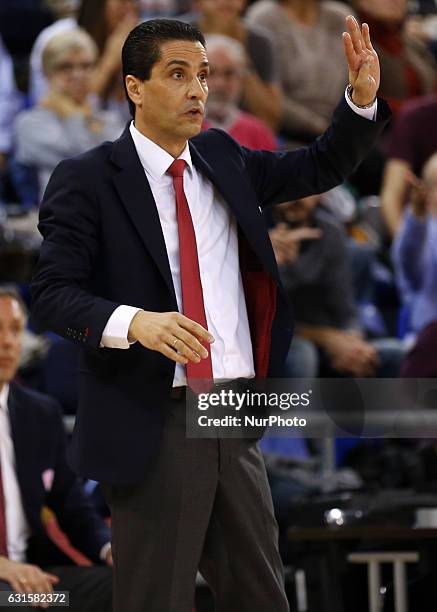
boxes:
[0,357,14,367]
[184,108,204,119]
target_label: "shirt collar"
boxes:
[129,121,193,181]
[0,384,9,413]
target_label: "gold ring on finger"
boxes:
[172,338,178,348]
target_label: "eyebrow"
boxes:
[165,59,210,69]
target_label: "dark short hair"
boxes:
[122,19,206,118]
[0,286,27,318]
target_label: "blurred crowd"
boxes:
[1,0,437,604]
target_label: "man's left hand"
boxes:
[343,15,380,106]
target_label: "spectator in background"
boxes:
[392,152,437,336]
[0,287,112,611]
[14,29,123,197]
[202,34,277,150]
[404,7,437,61]
[246,0,351,143]
[349,0,436,115]
[140,0,192,18]
[29,1,79,103]
[44,0,79,18]
[0,37,22,205]
[182,0,282,130]
[270,195,405,378]
[381,94,437,237]
[78,0,139,119]
[30,0,139,120]
[0,1,52,86]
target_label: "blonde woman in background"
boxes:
[14,29,123,197]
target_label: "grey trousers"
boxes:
[101,398,289,612]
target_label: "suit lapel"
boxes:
[109,126,176,300]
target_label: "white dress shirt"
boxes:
[101,122,256,386]
[101,91,377,386]
[0,384,31,563]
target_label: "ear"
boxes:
[125,75,143,110]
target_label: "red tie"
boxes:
[0,462,8,557]
[167,159,213,394]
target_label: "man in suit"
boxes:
[31,16,389,612]
[0,287,112,610]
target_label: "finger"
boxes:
[160,343,189,365]
[31,572,50,595]
[33,581,51,609]
[346,14,359,36]
[38,580,53,608]
[10,579,25,594]
[166,335,202,364]
[20,578,33,594]
[40,575,54,593]
[405,170,423,190]
[177,315,215,344]
[347,15,364,55]
[342,33,358,71]
[362,22,374,51]
[171,328,209,359]
[291,228,323,241]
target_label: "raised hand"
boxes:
[343,15,380,106]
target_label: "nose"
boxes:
[2,326,16,343]
[0,330,15,351]
[187,75,207,100]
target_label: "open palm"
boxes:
[343,15,380,106]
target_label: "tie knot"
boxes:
[167,159,186,179]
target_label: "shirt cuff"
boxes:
[100,542,111,563]
[344,87,377,121]
[100,305,142,349]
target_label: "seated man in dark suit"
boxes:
[0,286,112,611]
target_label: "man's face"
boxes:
[0,297,25,388]
[206,46,242,118]
[49,47,96,104]
[195,0,246,21]
[129,39,209,146]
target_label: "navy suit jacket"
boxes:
[31,96,391,485]
[7,383,110,566]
